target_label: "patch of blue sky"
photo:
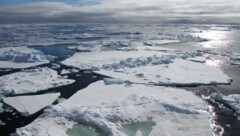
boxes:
[0,0,102,7]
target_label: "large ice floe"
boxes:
[3,93,60,116]
[0,46,53,69]
[61,50,174,70]
[62,48,231,86]
[13,81,212,136]
[0,67,75,95]
[96,59,231,86]
[210,92,240,115]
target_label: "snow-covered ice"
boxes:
[0,67,75,94]
[96,59,231,86]
[210,92,240,115]
[61,51,173,70]
[67,42,102,52]
[62,48,230,86]
[134,45,181,53]
[103,78,124,85]
[60,69,71,75]
[3,93,60,116]
[143,39,181,46]
[186,56,206,63]
[0,47,53,69]
[13,81,212,136]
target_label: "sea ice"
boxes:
[67,42,102,52]
[3,93,60,116]
[0,46,53,69]
[96,59,231,86]
[13,81,212,136]
[0,67,75,94]
[61,51,172,70]
[103,78,124,85]
[60,69,71,75]
[210,92,240,114]
[143,39,181,46]
[186,56,206,63]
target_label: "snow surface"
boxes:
[143,39,181,46]
[134,45,180,53]
[0,47,52,69]
[14,81,212,136]
[96,59,231,86]
[67,42,102,52]
[0,67,75,94]
[62,49,230,86]
[3,93,60,116]
[61,51,173,70]
[186,56,206,63]
[210,92,240,114]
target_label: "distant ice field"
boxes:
[0,24,240,136]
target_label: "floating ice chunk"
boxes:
[176,34,208,42]
[186,56,206,63]
[100,39,131,47]
[61,51,171,70]
[103,78,124,85]
[51,63,61,69]
[0,47,53,68]
[116,47,136,51]
[0,102,4,113]
[14,81,211,136]
[135,45,181,54]
[210,92,240,114]
[60,69,71,75]
[67,44,101,52]
[210,92,223,101]
[143,39,181,46]
[96,59,232,86]
[70,68,79,73]
[3,93,60,116]
[230,61,240,66]
[57,33,104,40]
[0,67,75,94]
[0,119,5,126]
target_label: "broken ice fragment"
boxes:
[3,93,60,116]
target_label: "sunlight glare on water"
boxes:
[194,29,231,49]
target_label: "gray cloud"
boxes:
[0,0,240,24]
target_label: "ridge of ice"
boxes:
[61,51,172,70]
[0,47,53,69]
[96,59,232,86]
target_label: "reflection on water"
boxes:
[67,124,105,136]
[193,29,232,49]
[205,59,224,68]
[121,121,156,136]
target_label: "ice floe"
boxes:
[61,51,173,70]
[0,67,75,94]
[96,59,232,86]
[3,93,60,116]
[210,92,240,115]
[62,48,230,86]
[67,42,102,52]
[143,39,181,46]
[186,56,206,63]
[13,81,212,136]
[0,47,53,69]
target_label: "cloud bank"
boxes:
[0,0,240,24]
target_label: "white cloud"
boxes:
[0,0,240,24]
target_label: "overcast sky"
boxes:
[0,0,240,24]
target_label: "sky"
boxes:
[0,0,240,24]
